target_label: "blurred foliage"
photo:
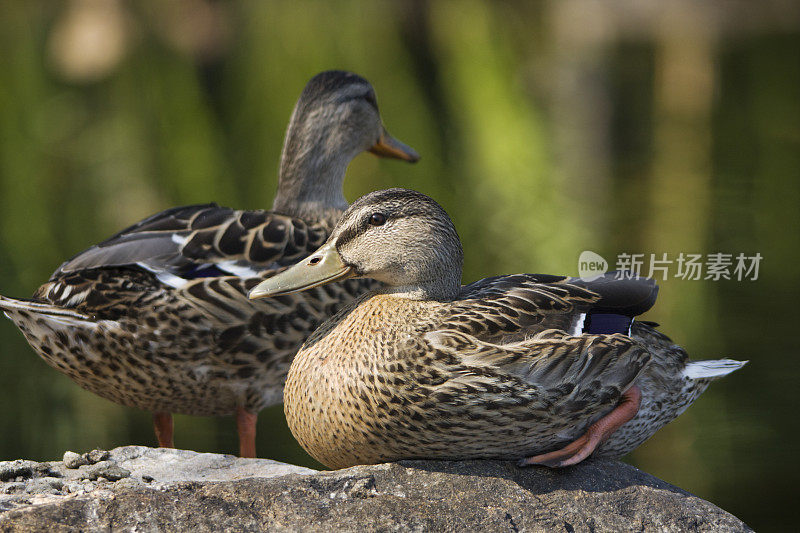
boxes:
[0,1,798,530]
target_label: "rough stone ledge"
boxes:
[0,446,750,532]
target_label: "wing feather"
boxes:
[53,205,331,283]
[425,328,649,413]
[446,273,659,342]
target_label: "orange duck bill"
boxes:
[368,126,420,162]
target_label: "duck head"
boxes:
[272,71,419,223]
[252,188,463,301]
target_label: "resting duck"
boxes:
[249,188,745,469]
[0,71,419,457]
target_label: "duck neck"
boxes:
[272,118,359,226]
[379,274,462,302]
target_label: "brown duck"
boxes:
[0,72,419,457]
[249,188,746,469]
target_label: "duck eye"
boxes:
[368,213,386,226]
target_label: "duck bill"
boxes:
[248,241,354,299]
[368,126,420,162]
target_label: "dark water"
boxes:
[0,3,797,530]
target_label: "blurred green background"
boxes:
[0,1,798,530]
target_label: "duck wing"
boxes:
[449,272,659,341]
[53,204,330,285]
[423,327,649,420]
[568,271,659,316]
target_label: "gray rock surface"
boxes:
[0,446,750,532]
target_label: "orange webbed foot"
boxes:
[519,385,642,468]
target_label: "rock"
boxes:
[0,461,35,482]
[83,462,130,482]
[1,483,24,495]
[0,460,58,483]
[62,451,87,469]
[0,446,315,516]
[84,449,110,465]
[0,447,750,532]
[23,477,63,494]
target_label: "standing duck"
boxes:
[0,71,419,457]
[249,188,745,469]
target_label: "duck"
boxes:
[249,188,746,469]
[0,71,419,458]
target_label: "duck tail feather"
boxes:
[683,359,748,380]
[0,294,94,322]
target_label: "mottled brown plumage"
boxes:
[0,71,419,456]
[250,189,746,469]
